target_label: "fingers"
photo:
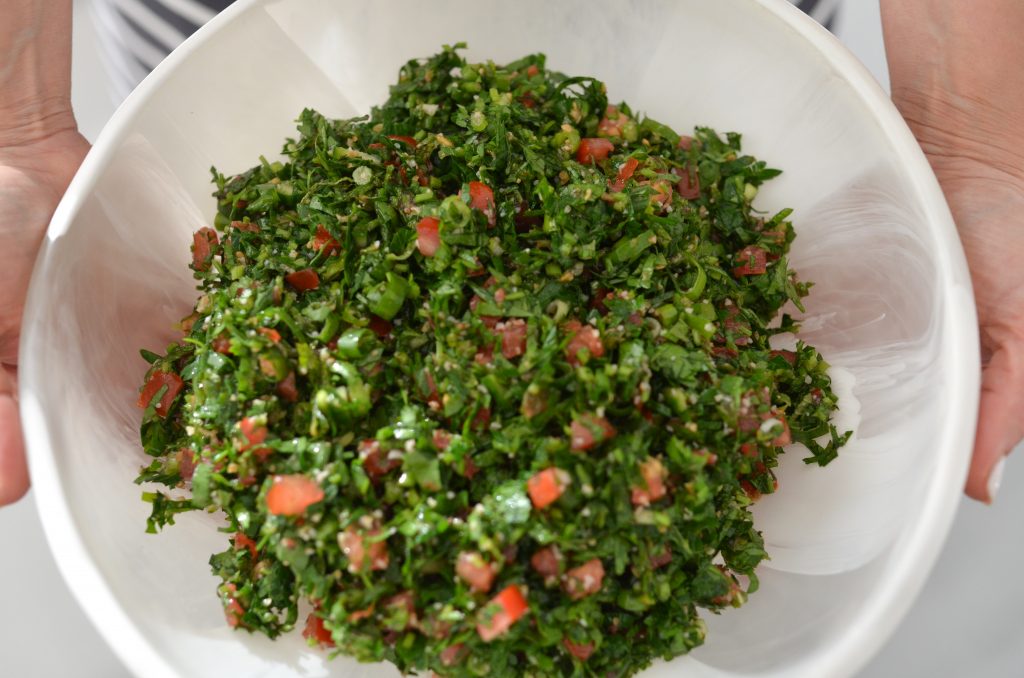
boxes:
[965,344,1024,502]
[0,365,27,505]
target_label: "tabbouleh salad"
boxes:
[136,44,849,677]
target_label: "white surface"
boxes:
[0,2,1012,677]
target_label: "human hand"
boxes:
[882,0,1024,502]
[0,126,89,504]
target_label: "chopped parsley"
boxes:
[136,44,848,677]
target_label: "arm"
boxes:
[0,0,89,505]
[881,0,1024,502]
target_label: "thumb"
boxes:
[0,365,27,506]
[965,342,1024,502]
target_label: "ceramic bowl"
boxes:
[21,1,979,676]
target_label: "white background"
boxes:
[1,2,1022,676]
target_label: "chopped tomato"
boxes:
[527,467,570,509]
[310,224,341,255]
[230,219,259,233]
[525,64,540,78]
[674,164,701,200]
[265,474,324,516]
[359,439,401,480]
[347,604,375,623]
[608,157,639,192]
[476,585,528,642]
[569,413,616,451]
[238,417,268,451]
[576,137,615,164]
[771,413,792,447]
[211,333,232,354]
[770,349,797,365]
[339,525,389,573]
[387,134,418,148]
[462,456,480,480]
[456,551,496,593]
[432,428,452,451]
[234,532,257,559]
[650,548,673,570]
[367,314,393,338]
[649,179,673,208]
[530,546,561,579]
[285,268,320,291]
[222,584,245,628]
[416,216,441,257]
[276,371,299,402]
[563,638,596,661]
[472,406,491,431]
[440,643,467,666]
[137,369,184,418]
[597,105,630,138]
[468,181,496,227]
[191,227,218,271]
[302,613,335,647]
[564,559,605,600]
[677,135,695,151]
[422,370,441,409]
[733,246,768,276]
[496,319,527,359]
[255,327,280,344]
[176,448,196,481]
[741,480,761,501]
[565,323,605,365]
[631,457,668,506]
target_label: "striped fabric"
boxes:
[88,0,842,100]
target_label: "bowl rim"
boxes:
[19,1,979,677]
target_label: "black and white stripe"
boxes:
[89,0,841,99]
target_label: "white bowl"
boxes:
[21,1,979,677]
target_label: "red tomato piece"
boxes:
[650,548,673,570]
[211,333,232,354]
[456,551,496,593]
[359,439,401,481]
[649,179,673,208]
[674,164,701,200]
[384,591,418,630]
[468,181,496,227]
[771,413,792,447]
[440,643,467,667]
[565,323,605,365]
[576,137,615,164]
[176,448,196,481]
[285,268,320,291]
[416,216,441,257]
[563,638,596,661]
[238,417,268,451]
[608,157,639,192]
[191,227,218,271]
[339,525,389,573]
[367,314,393,338]
[496,319,527,359]
[527,467,570,509]
[569,413,616,452]
[733,246,768,276]
[564,559,605,600]
[234,532,257,559]
[311,224,341,255]
[525,64,540,78]
[275,371,299,403]
[230,219,259,233]
[257,327,281,343]
[432,428,452,451]
[530,546,561,579]
[137,369,184,418]
[677,135,694,151]
[477,585,528,642]
[387,134,418,148]
[222,584,245,628]
[265,474,324,516]
[631,457,668,506]
[770,349,797,365]
[302,613,335,647]
[472,406,491,432]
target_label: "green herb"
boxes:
[136,44,847,677]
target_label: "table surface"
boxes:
[3,2,1023,677]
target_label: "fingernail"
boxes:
[987,456,1007,503]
